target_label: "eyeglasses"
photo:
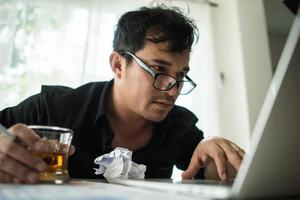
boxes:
[123,52,197,95]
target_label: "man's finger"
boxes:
[207,143,228,181]
[0,152,39,183]
[13,177,23,184]
[229,141,245,159]
[34,140,75,156]
[217,142,242,171]
[69,145,75,156]
[0,136,47,172]
[182,150,204,179]
[0,170,14,183]
[217,139,245,171]
[8,124,44,152]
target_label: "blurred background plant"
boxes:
[0,0,112,108]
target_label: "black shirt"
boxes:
[0,80,204,179]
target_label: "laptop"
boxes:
[108,5,300,199]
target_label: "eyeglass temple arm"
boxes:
[124,52,156,77]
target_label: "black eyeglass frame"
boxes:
[123,51,197,95]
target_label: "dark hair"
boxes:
[113,5,199,56]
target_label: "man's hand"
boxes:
[0,123,75,184]
[182,136,245,181]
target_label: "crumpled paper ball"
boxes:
[94,147,146,179]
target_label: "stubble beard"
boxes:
[142,103,173,122]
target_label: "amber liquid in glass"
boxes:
[35,152,69,184]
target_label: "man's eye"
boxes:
[152,66,165,72]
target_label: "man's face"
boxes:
[119,41,190,122]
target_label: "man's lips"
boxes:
[153,100,174,109]
[155,101,172,106]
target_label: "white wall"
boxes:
[237,0,273,134]
[210,0,272,150]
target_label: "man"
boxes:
[0,6,245,184]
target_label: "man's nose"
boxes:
[165,84,178,97]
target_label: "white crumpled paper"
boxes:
[94,147,146,179]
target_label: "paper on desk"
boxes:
[94,147,146,179]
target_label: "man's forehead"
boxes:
[143,40,190,53]
[140,41,190,57]
[136,43,190,72]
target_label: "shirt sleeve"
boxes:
[175,125,205,179]
[0,93,46,128]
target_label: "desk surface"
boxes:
[0,180,202,200]
[0,179,299,200]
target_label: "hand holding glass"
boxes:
[28,125,73,184]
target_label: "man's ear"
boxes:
[110,52,124,79]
